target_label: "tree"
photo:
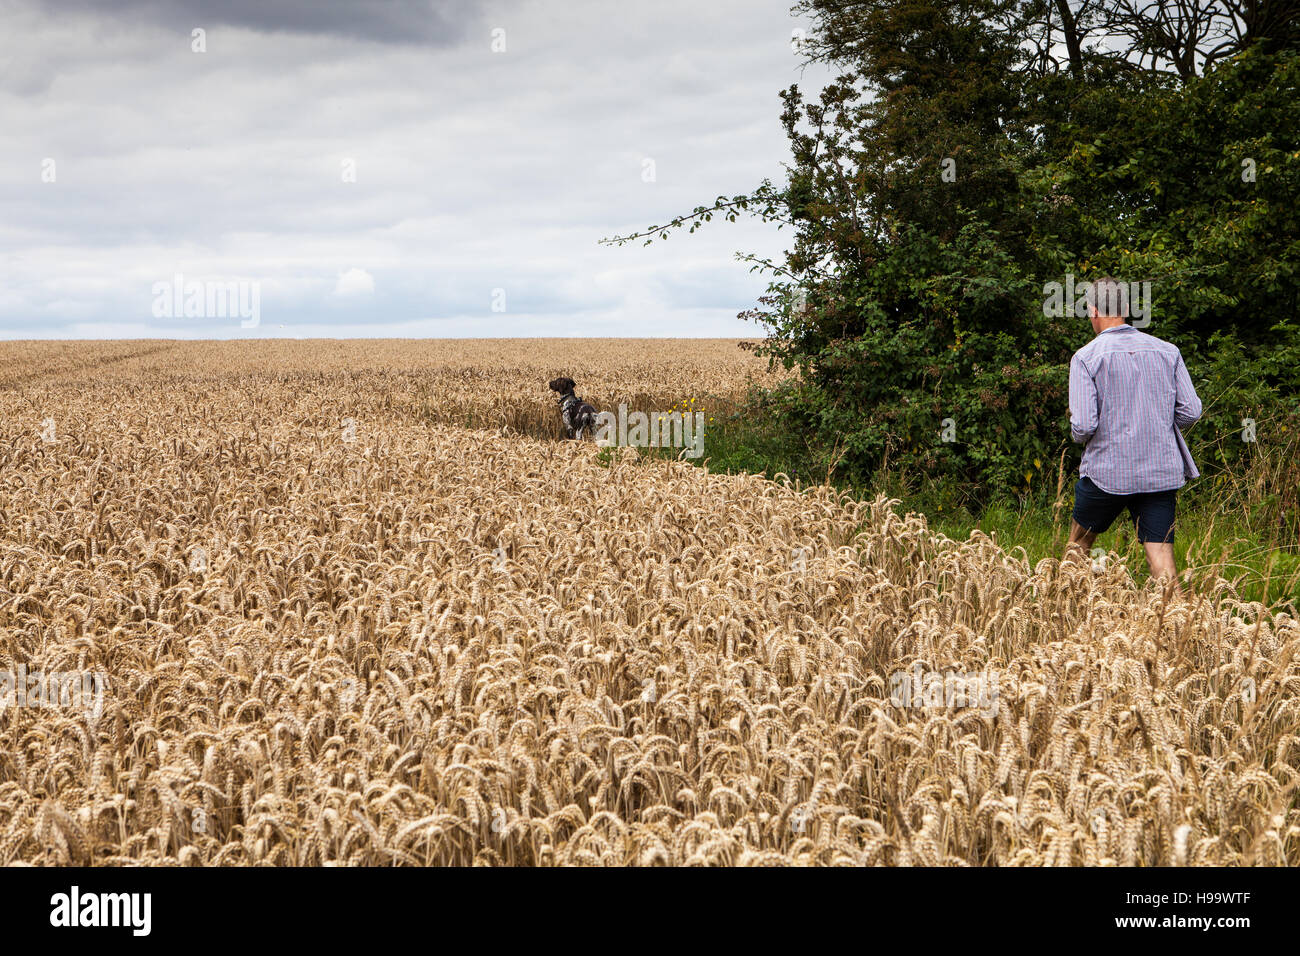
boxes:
[602,2,1299,500]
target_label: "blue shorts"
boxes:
[1072,476,1178,543]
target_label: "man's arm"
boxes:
[1173,351,1202,429]
[1069,353,1098,444]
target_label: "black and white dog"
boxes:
[548,377,599,439]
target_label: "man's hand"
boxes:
[1173,351,1202,430]
[1069,354,1099,444]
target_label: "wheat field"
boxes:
[0,339,1296,866]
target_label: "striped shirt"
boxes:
[1068,324,1202,495]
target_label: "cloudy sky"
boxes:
[0,0,833,338]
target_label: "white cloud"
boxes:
[0,0,833,338]
[332,268,375,298]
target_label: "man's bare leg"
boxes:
[1064,520,1098,566]
[1143,541,1182,597]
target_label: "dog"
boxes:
[548,377,599,439]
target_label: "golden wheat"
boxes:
[0,339,1295,866]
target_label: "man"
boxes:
[1065,276,1202,590]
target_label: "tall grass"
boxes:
[684,391,1300,607]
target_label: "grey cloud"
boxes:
[1,0,834,338]
[21,0,481,45]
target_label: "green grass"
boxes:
[662,392,1300,609]
[922,493,1300,608]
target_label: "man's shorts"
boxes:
[1072,476,1178,543]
